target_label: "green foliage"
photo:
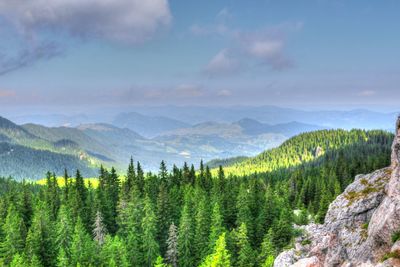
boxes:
[200,233,231,267]
[392,231,400,243]
[0,128,393,267]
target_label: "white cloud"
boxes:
[248,40,283,59]
[358,90,376,97]
[204,49,239,76]
[217,89,232,97]
[0,0,172,44]
[238,31,293,70]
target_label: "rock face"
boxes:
[275,116,400,267]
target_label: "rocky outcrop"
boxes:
[275,116,400,267]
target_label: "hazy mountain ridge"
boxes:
[0,113,329,179]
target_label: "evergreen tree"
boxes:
[101,235,129,267]
[70,217,96,266]
[157,183,171,255]
[200,233,231,267]
[10,253,28,267]
[165,223,178,267]
[126,189,144,266]
[93,211,107,246]
[178,201,195,267]
[235,223,255,267]
[142,196,160,267]
[25,202,55,267]
[55,205,73,263]
[209,202,225,253]
[0,204,26,265]
[194,194,210,263]
[258,229,276,265]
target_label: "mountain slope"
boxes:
[0,142,96,180]
[218,128,393,176]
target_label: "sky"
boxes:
[0,0,399,112]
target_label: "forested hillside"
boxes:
[220,129,391,175]
[0,129,392,266]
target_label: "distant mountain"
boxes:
[112,112,190,137]
[1,111,391,180]
[235,118,325,136]
[130,105,398,130]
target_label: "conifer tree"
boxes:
[142,196,159,266]
[200,233,231,267]
[236,184,253,242]
[55,205,73,262]
[70,217,96,266]
[126,189,144,266]
[194,194,210,263]
[10,253,28,267]
[101,235,129,267]
[0,204,26,265]
[25,202,55,267]
[178,201,195,267]
[166,223,178,267]
[93,211,107,246]
[56,248,69,267]
[258,229,276,266]
[154,256,168,267]
[209,202,225,253]
[235,223,255,267]
[157,183,171,254]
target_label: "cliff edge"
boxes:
[275,116,400,267]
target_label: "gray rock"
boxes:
[275,117,400,267]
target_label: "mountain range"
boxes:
[0,114,325,180]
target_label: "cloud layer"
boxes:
[0,0,172,75]
[0,0,172,44]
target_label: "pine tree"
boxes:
[194,194,210,263]
[0,204,26,265]
[62,169,69,202]
[178,201,195,267]
[18,181,33,229]
[166,223,178,267]
[258,229,276,265]
[93,211,107,246]
[56,248,69,267]
[70,217,96,266]
[55,205,73,262]
[159,160,168,184]
[200,233,231,267]
[123,157,136,197]
[235,223,255,267]
[137,162,145,194]
[142,196,160,267]
[126,189,144,266]
[10,253,28,267]
[25,202,55,267]
[209,202,225,253]
[157,183,171,255]
[101,235,129,267]
[236,184,253,241]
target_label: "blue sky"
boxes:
[0,0,399,111]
